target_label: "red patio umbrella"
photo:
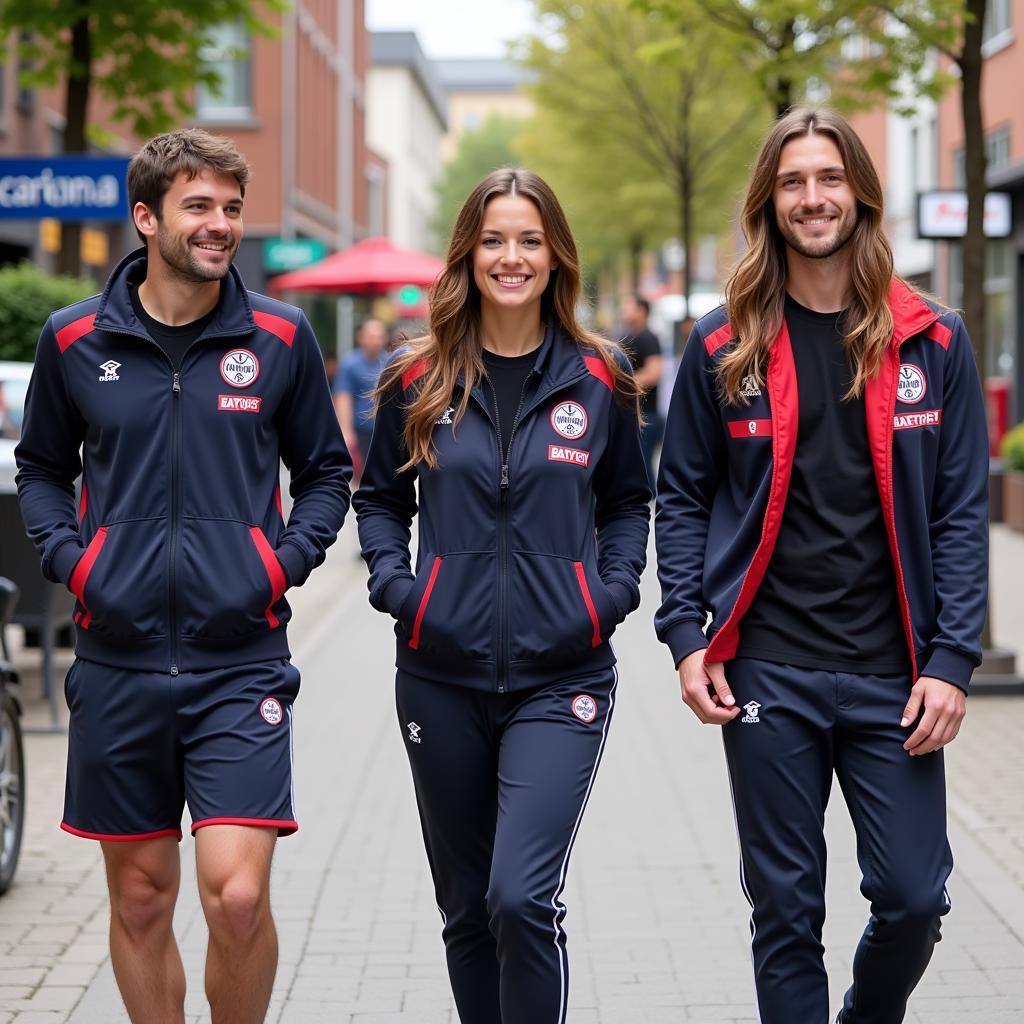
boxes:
[270,236,445,294]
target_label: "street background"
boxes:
[0,523,1021,1024]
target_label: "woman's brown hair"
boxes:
[376,168,641,470]
[720,107,896,404]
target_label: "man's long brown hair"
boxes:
[720,107,895,404]
[376,168,640,469]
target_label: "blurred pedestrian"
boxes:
[655,108,988,1024]
[355,168,650,1023]
[333,316,389,482]
[15,129,351,1024]
[621,294,664,488]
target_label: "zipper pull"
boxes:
[500,464,509,488]
[172,372,181,393]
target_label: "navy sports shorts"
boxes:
[61,657,300,842]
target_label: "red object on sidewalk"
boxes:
[986,376,1011,457]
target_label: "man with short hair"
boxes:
[655,108,988,1023]
[15,128,351,1023]
[333,316,389,479]
[621,294,664,487]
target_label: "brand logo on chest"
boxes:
[220,349,260,388]
[218,394,262,413]
[551,401,588,439]
[897,364,926,404]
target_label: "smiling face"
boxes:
[472,194,556,314]
[134,167,243,283]
[773,133,857,261]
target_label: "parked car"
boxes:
[0,361,32,494]
[0,577,24,895]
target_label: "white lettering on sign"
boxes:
[0,171,120,209]
[894,409,941,430]
[548,445,590,467]
[218,394,262,413]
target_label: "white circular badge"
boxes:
[897,364,926,405]
[572,694,597,723]
[551,401,588,440]
[260,697,283,726]
[221,349,260,388]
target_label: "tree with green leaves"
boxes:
[519,0,770,308]
[0,0,281,274]
[434,114,526,248]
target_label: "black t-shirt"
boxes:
[623,327,660,418]
[129,284,218,370]
[482,348,538,463]
[737,294,909,674]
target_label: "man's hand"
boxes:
[678,650,741,725]
[901,676,967,756]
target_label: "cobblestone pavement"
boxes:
[0,525,1021,1023]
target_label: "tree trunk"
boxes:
[628,233,643,293]
[680,170,692,316]
[57,10,92,277]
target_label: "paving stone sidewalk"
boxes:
[0,526,1021,1023]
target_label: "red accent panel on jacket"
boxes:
[408,556,442,650]
[925,322,952,350]
[78,484,88,523]
[56,313,97,353]
[253,310,297,347]
[402,359,430,390]
[249,526,287,628]
[573,561,602,647]
[727,419,772,438]
[704,322,733,356]
[275,485,283,520]
[582,355,614,392]
[864,353,919,678]
[706,323,798,663]
[69,527,109,608]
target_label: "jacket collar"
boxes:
[93,247,256,339]
[887,278,939,346]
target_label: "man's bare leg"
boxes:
[101,836,185,1024]
[196,825,278,1024]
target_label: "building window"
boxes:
[983,0,1012,45]
[953,126,1012,186]
[196,22,252,119]
[948,239,1014,377]
[366,167,384,238]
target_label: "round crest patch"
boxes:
[572,694,597,723]
[897,364,926,405]
[551,401,588,440]
[221,349,260,388]
[260,696,283,726]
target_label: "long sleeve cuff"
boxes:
[50,538,86,587]
[661,618,709,669]
[921,645,978,693]
[275,542,309,589]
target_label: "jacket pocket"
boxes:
[179,519,287,639]
[398,551,495,661]
[75,520,168,638]
[509,552,617,663]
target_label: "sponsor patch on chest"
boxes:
[894,408,941,430]
[218,394,263,413]
[220,348,260,388]
[548,444,590,467]
[897,364,927,404]
[550,401,588,439]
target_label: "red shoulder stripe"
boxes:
[254,310,297,348]
[704,322,733,356]
[925,321,952,350]
[402,359,430,391]
[583,354,613,391]
[56,313,96,353]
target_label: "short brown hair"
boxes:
[127,128,251,241]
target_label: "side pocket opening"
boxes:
[408,556,443,651]
[573,561,602,648]
[69,527,108,630]
[249,526,287,628]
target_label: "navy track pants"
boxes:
[722,658,953,1024]
[395,668,617,1024]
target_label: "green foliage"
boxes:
[434,115,527,249]
[1002,421,1024,472]
[0,0,283,140]
[0,263,95,363]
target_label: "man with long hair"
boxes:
[15,129,350,1022]
[655,108,988,1023]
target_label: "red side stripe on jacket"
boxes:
[402,359,430,390]
[69,527,109,630]
[78,484,88,523]
[573,561,602,647]
[925,322,952,350]
[704,322,733,356]
[56,313,97,353]
[249,527,287,628]
[274,485,283,520]
[408,556,442,650]
[583,355,613,391]
[253,310,297,348]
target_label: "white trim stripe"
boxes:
[549,667,618,1024]
[286,704,296,821]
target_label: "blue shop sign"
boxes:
[0,156,130,221]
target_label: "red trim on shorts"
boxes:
[190,817,299,836]
[61,822,183,842]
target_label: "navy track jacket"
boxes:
[354,323,651,693]
[655,280,989,692]
[15,248,351,674]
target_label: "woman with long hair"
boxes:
[354,168,650,1022]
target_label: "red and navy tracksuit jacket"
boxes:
[655,280,988,691]
[354,323,651,693]
[15,248,351,675]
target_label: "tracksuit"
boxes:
[15,248,351,838]
[654,280,989,1023]
[354,323,650,1022]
